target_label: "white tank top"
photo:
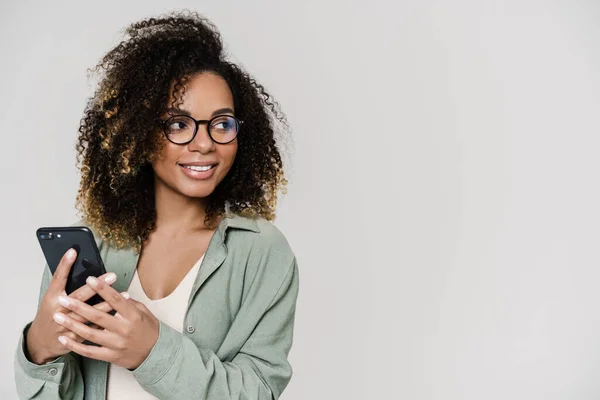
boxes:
[106,254,204,400]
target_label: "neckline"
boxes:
[133,253,205,302]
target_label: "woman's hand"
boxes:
[52,274,160,370]
[26,248,120,365]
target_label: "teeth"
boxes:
[183,165,213,172]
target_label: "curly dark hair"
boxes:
[75,11,290,250]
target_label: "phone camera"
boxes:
[40,233,54,240]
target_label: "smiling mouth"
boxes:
[179,164,216,172]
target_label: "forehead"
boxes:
[170,72,234,117]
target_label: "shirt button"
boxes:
[48,367,58,376]
[186,325,195,334]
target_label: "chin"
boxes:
[177,183,217,199]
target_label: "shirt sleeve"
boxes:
[14,265,84,400]
[132,258,300,400]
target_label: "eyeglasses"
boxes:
[162,114,243,145]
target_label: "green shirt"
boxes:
[14,214,299,399]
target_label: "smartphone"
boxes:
[36,226,107,306]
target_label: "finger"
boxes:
[66,297,119,323]
[64,312,87,324]
[127,297,148,313]
[71,333,93,344]
[86,276,136,319]
[53,312,118,348]
[69,272,117,302]
[53,331,85,350]
[59,324,104,342]
[58,295,121,333]
[48,248,77,293]
[63,331,81,342]
[57,335,116,363]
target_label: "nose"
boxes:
[187,124,215,154]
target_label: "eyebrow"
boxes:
[165,107,235,118]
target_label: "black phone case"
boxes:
[36,226,107,306]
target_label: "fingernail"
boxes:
[58,296,70,308]
[67,248,76,260]
[87,276,98,287]
[53,313,65,324]
[121,292,130,299]
[58,336,67,345]
[104,273,117,284]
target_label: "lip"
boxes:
[179,163,217,180]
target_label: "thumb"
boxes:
[48,248,77,294]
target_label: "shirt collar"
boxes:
[219,213,261,234]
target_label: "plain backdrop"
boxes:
[2,0,600,399]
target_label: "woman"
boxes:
[14,11,299,400]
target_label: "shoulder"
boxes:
[254,218,293,251]
[70,218,88,228]
[224,215,297,275]
[226,215,292,250]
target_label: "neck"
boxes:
[153,181,213,236]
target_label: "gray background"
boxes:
[2,0,600,399]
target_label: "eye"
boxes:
[214,121,230,129]
[211,116,236,132]
[165,116,191,132]
[169,120,188,130]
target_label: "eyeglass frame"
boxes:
[161,114,244,145]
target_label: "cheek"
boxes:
[152,143,180,173]
[220,143,238,170]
